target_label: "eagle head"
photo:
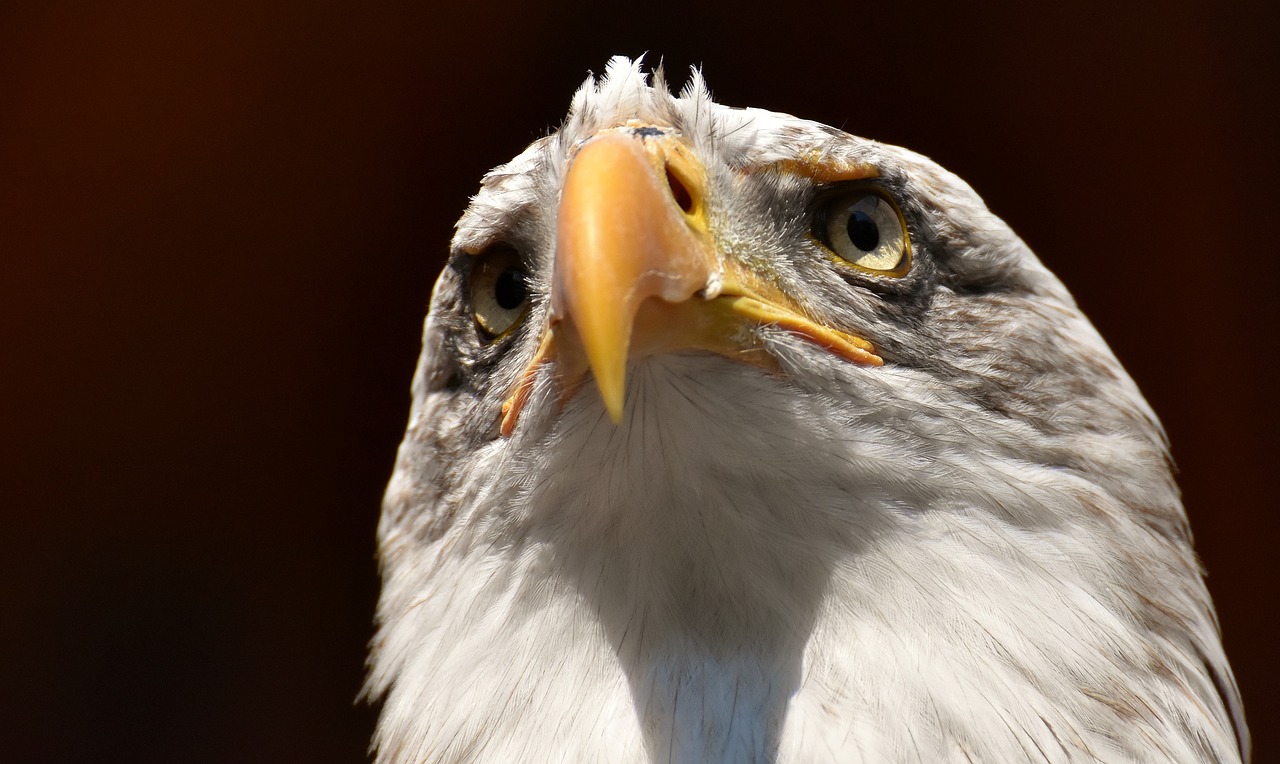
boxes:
[366,57,1247,763]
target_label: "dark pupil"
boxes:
[847,210,880,252]
[494,268,528,310]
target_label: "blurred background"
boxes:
[2,0,1275,760]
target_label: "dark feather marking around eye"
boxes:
[945,279,1017,297]
[435,368,463,391]
[825,241,929,302]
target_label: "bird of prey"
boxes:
[366,57,1248,763]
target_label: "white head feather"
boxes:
[367,57,1247,763]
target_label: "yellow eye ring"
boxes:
[814,189,911,277]
[469,245,531,340]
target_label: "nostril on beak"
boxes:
[665,165,694,214]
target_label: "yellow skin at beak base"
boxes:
[499,129,882,436]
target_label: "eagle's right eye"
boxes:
[469,245,530,340]
[814,189,911,277]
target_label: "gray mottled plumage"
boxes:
[366,58,1248,762]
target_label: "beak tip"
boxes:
[595,371,626,425]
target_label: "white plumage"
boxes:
[367,58,1248,762]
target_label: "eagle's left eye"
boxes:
[470,245,531,340]
[816,189,911,276]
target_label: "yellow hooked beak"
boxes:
[500,126,882,436]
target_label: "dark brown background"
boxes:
[3,0,1275,761]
